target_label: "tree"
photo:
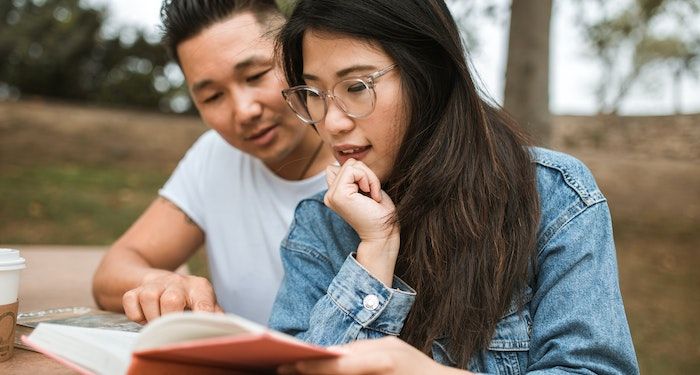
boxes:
[503,0,554,146]
[0,0,188,112]
[579,0,700,114]
[0,0,103,99]
[448,0,554,146]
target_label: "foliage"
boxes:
[578,0,700,114]
[0,0,189,112]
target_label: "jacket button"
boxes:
[363,294,380,310]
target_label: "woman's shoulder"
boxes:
[283,190,360,260]
[293,190,356,234]
[529,147,605,207]
[293,190,333,223]
[529,147,609,251]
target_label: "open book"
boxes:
[15,306,142,351]
[21,311,339,375]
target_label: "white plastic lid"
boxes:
[0,248,26,271]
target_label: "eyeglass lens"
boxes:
[287,78,375,123]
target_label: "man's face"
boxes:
[177,13,307,167]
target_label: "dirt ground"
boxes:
[1,99,699,373]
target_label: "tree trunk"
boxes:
[503,0,553,146]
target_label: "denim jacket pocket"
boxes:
[481,304,531,374]
[433,289,532,375]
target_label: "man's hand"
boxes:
[122,272,223,323]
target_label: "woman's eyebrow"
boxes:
[302,64,379,82]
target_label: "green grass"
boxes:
[0,163,211,277]
[0,164,166,245]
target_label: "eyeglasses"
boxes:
[282,64,398,125]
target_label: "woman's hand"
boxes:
[324,159,397,241]
[277,336,471,375]
[324,159,400,285]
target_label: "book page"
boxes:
[27,323,138,375]
[134,312,266,350]
[15,306,142,351]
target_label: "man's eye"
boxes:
[203,93,222,103]
[247,68,271,83]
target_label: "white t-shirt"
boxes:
[159,130,326,325]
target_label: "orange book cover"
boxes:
[22,312,339,375]
[128,332,337,374]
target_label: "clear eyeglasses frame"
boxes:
[281,64,398,125]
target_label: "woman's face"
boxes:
[301,30,405,182]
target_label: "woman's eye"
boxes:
[346,82,368,93]
[247,69,271,83]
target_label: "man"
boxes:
[92,0,333,325]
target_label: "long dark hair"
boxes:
[279,0,540,366]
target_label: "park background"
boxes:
[1,0,698,373]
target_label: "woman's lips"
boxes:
[334,145,371,164]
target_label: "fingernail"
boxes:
[195,301,213,311]
[327,345,349,354]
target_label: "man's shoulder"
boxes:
[179,130,251,172]
[189,130,241,154]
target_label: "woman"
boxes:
[269,0,639,374]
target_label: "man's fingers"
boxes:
[187,276,217,312]
[138,287,163,322]
[159,288,187,315]
[122,289,146,324]
[121,274,218,324]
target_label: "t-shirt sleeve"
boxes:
[158,130,216,230]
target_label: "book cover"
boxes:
[21,311,339,375]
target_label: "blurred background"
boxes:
[1,0,698,373]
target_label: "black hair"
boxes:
[160,0,283,64]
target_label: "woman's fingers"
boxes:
[348,161,382,202]
[328,159,382,203]
[326,165,340,188]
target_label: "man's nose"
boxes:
[233,91,263,124]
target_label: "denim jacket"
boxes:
[269,148,639,374]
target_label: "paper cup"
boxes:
[0,248,26,362]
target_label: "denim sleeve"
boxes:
[269,244,416,346]
[527,202,639,374]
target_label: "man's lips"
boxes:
[244,124,278,141]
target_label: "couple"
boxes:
[92,0,639,374]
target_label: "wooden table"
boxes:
[0,246,107,374]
